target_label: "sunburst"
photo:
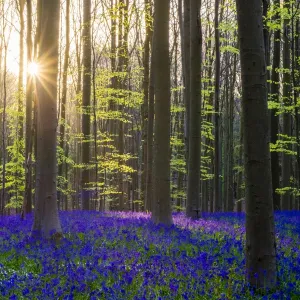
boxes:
[28,62,39,76]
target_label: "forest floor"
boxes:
[0,210,299,299]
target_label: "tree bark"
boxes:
[32,0,62,238]
[282,0,291,211]
[142,0,152,211]
[1,41,7,216]
[58,0,70,210]
[236,0,277,289]
[81,0,92,210]
[74,2,82,210]
[183,0,191,162]
[270,0,281,210]
[152,0,172,225]
[291,0,300,211]
[236,112,243,213]
[186,0,202,219]
[213,0,221,212]
[32,0,42,209]
[18,0,25,138]
[145,36,155,213]
[226,53,237,212]
[22,0,34,218]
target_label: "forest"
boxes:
[0,0,299,298]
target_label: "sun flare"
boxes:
[28,62,39,76]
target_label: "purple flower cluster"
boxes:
[0,210,299,299]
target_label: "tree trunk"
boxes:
[145,30,155,212]
[186,0,202,219]
[64,142,69,211]
[213,0,221,212]
[22,0,34,218]
[32,0,62,238]
[92,30,99,212]
[142,0,152,210]
[18,0,25,138]
[116,0,128,211]
[74,4,82,211]
[236,0,277,289]
[270,0,281,210]
[183,0,191,162]
[282,0,291,211]
[32,0,42,209]
[1,42,7,216]
[236,113,243,213]
[58,0,70,210]
[291,0,300,211]
[152,0,172,225]
[226,54,237,212]
[81,0,91,210]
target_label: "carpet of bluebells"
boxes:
[0,211,299,299]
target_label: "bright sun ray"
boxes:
[28,62,39,76]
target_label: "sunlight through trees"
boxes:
[0,0,300,296]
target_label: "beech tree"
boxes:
[186,0,202,219]
[142,0,152,212]
[32,0,62,238]
[17,0,25,138]
[146,25,155,213]
[22,0,33,218]
[213,0,221,212]
[81,0,92,210]
[270,0,281,211]
[151,0,172,225]
[183,0,191,160]
[58,0,71,211]
[236,0,277,289]
[282,0,292,210]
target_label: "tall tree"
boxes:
[21,0,34,218]
[213,0,221,212]
[236,0,277,289]
[116,0,127,211]
[186,0,202,219]
[32,0,41,202]
[151,0,172,225]
[81,0,92,210]
[18,0,25,137]
[282,0,291,210]
[183,0,191,161]
[146,32,155,213]
[236,112,243,213]
[1,32,7,216]
[142,0,152,211]
[32,0,62,238]
[291,0,300,210]
[270,0,281,210]
[73,0,83,210]
[58,0,71,210]
[225,53,237,212]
